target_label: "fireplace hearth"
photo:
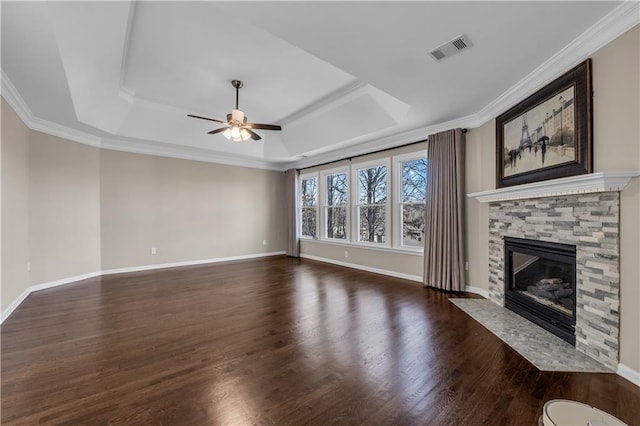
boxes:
[504,237,576,345]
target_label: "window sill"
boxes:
[300,238,424,256]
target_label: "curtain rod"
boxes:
[296,128,466,172]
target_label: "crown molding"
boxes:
[3,3,638,172]
[98,137,285,171]
[1,70,34,126]
[1,71,286,171]
[288,112,473,170]
[1,70,104,148]
[472,1,640,124]
[467,172,640,203]
[290,2,639,170]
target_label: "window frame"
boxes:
[392,152,428,252]
[320,166,350,242]
[299,172,319,240]
[350,158,391,248]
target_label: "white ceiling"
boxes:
[1,1,637,170]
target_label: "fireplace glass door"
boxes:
[504,237,576,345]
[511,252,574,315]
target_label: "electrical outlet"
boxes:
[27,261,31,272]
[344,250,349,258]
[465,261,469,271]
[151,247,157,255]
[262,240,267,245]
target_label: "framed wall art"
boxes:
[496,59,593,188]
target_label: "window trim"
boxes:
[299,172,319,240]
[350,158,391,248]
[320,166,350,242]
[392,152,427,252]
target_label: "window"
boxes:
[322,169,348,240]
[300,174,318,239]
[299,148,427,253]
[353,161,389,245]
[395,154,427,249]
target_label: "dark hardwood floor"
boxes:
[2,256,639,425]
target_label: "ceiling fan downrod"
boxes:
[231,80,243,110]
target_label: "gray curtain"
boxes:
[285,168,300,257]
[423,128,466,291]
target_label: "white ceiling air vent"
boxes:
[429,35,473,62]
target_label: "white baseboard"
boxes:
[1,251,286,324]
[101,251,286,276]
[465,285,489,298]
[1,271,102,324]
[1,288,31,323]
[617,363,640,387]
[30,271,103,292]
[300,253,423,283]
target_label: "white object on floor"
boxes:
[541,399,627,426]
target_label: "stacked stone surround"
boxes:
[488,192,620,369]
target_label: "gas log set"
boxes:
[526,278,574,311]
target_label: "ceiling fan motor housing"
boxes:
[227,109,247,126]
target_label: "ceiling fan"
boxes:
[188,80,282,142]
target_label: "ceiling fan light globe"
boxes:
[222,126,252,142]
[240,129,252,141]
[231,132,251,143]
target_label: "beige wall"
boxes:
[1,98,286,316]
[465,119,494,291]
[301,241,424,279]
[28,131,101,284]
[1,98,30,312]
[300,142,428,279]
[100,150,286,270]
[464,26,640,371]
[592,26,640,373]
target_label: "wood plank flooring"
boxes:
[2,256,639,425]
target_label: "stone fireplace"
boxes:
[469,172,639,370]
[489,192,619,369]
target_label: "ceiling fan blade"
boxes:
[188,114,226,124]
[244,128,262,141]
[208,127,229,135]
[246,123,282,131]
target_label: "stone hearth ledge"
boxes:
[449,298,612,372]
[467,172,639,203]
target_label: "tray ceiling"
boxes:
[1,1,634,170]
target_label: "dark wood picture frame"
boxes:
[496,59,592,188]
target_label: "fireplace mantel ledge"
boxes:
[467,172,640,203]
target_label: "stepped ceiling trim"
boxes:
[2,2,637,171]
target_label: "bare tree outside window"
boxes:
[325,173,348,239]
[357,166,387,243]
[401,158,427,247]
[300,177,317,238]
